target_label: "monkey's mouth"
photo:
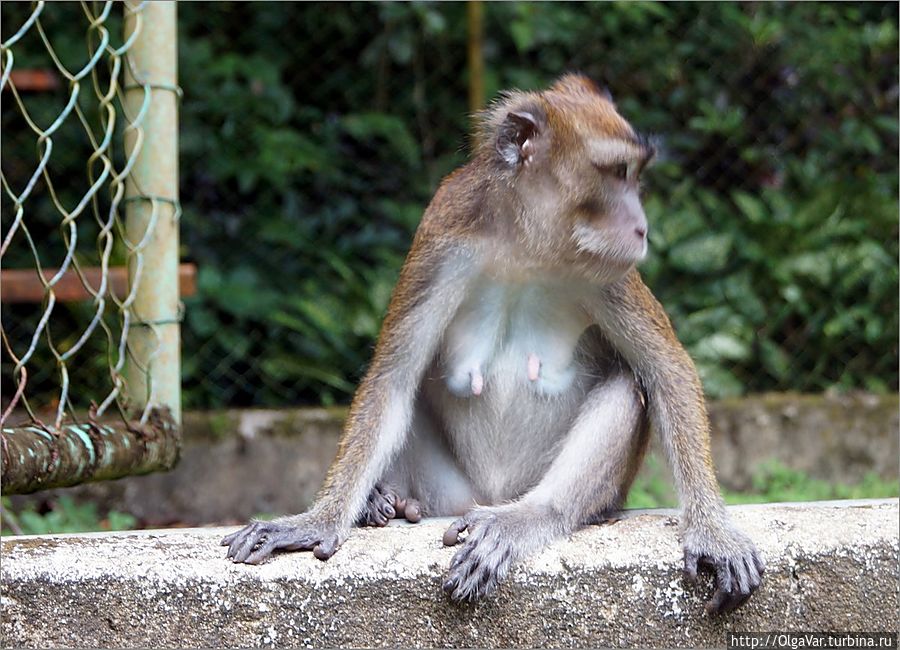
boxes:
[571,223,648,266]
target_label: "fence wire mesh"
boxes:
[1,1,177,430]
[3,2,897,415]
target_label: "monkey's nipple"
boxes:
[470,369,484,396]
[527,353,541,382]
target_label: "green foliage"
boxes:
[2,2,896,408]
[623,455,678,509]
[624,458,899,509]
[1,496,136,536]
[178,2,899,406]
[723,462,900,505]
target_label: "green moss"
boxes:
[206,411,234,441]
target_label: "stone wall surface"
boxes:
[2,500,898,648]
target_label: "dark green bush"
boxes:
[2,2,896,409]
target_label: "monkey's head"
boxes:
[477,74,656,280]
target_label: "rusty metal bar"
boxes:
[1,263,197,303]
[1,413,180,494]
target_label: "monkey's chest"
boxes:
[439,279,592,399]
[428,279,595,501]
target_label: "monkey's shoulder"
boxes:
[418,160,498,239]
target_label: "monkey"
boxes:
[222,74,764,615]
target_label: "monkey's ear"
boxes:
[496,109,544,167]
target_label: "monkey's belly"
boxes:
[428,279,598,503]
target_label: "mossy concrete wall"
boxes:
[1,500,897,648]
[10,393,897,526]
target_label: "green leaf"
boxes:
[668,233,733,273]
[732,191,768,224]
[760,340,792,380]
[341,114,421,166]
[692,332,751,362]
[510,20,534,52]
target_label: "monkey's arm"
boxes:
[223,238,477,564]
[592,270,764,614]
[312,242,477,528]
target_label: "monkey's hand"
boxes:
[682,520,765,615]
[441,503,564,602]
[358,483,422,527]
[221,511,347,565]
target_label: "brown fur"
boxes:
[224,74,762,614]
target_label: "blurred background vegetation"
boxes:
[178,1,899,407]
[3,2,896,411]
[1,1,897,533]
[183,1,900,407]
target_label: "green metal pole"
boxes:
[123,1,181,425]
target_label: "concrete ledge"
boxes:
[2,500,898,648]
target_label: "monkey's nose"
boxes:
[635,226,647,239]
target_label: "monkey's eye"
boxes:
[595,162,630,182]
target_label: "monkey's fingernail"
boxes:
[527,353,540,381]
[443,529,460,546]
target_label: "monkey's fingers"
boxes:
[443,543,476,597]
[683,549,700,584]
[753,552,766,578]
[442,517,469,546]
[313,534,342,560]
[359,483,404,527]
[242,530,320,565]
[225,520,335,564]
[220,529,241,546]
[726,555,763,612]
[704,561,734,615]
[243,539,281,565]
[404,499,422,523]
[226,521,270,562]
[703,554,763,615]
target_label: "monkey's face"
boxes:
[546,86,655,275]
[562,128,654,271]
[489,75,655,280]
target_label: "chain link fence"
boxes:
[4,2,897,417]
[1,1,181,493]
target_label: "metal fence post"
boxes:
[123,1,181,425]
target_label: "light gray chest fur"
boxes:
[423,275,604,502]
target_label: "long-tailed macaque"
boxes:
[223,74,764,614]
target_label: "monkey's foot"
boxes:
[221,513,345,564]
[441,504,561,602]
[584,510,622,526]
[359,483,422,527]
[682,523,765,615]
